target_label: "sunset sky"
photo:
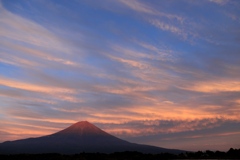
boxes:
[0,0,240,151]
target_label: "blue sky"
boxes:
[0,0,240,151]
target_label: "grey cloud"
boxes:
[98,118,213,135]
[124,119,240,151]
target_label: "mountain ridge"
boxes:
[0,121,184,154]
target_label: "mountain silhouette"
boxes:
[0,121,183,154]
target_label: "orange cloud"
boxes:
[0,77,79,102]
[181,80,240,93]
[0,77,74,94]
[108,54,148,69]
[2,41,79,67]
[0,55,39,67]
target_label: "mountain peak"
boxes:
[55,121,107,136]
[73,121,91,126]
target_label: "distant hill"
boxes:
[0,121,183,154]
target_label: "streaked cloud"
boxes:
[118,0,183,21]
[0,77,75,94]
[182,80,240,93]
[209,0,230,5]
[149,19,184,36]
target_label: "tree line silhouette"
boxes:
[0,148,239,160]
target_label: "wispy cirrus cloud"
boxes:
[77,0,190,41]
[0,77,76,95]
[149,19,185,38]
[181,80,240,93]
[118,0,184,22]
[208,0,230,5]
[0,3,70,53]
[0,54,39,67]
[117,0,190,39]
[112,43,176,62]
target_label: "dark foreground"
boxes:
[0,148,239,160]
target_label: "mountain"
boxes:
[0,121,183,154]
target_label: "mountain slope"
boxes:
[0,121,183,154]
